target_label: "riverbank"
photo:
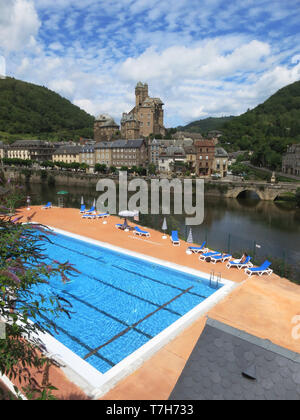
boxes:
[12,205,300,400]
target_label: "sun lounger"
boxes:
[171,231,180,246]
[80,205,86,213]
[244,260,273,277]
[42,202,52,210]
[85,206,95,214]
[227,256,253,270]
[210,253,232,264]
[199,251,220,261]
[134,226,150,237]
[187,241,208,254]
[82,213,96,219]
[96,213,109,219]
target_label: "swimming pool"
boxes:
[31,227,236,397]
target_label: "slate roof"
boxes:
[169,318,300,401]
[95,139,145,149]
[53,145,82,155]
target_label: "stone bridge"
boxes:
[207,181,299,201]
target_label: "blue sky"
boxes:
[0,0,300,127]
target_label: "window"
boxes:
[206,156,208,160]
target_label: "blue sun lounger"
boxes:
[134,226,150,237]
[171,231,180,246]
[96,213,109,219]
[42,202,52,210]
[210,253,232,264]
[227,256,253,270]
[187,241,208,254]
[80,205,86,213]
[85,206,95,214]
[82,213,96,219]
[199,251,220,261]
[244,260,273,277]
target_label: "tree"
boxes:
[148,163,156,175]
[0,176,76,399]
[94,164,107,174]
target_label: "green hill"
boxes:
[178,116,234,134]
[0,77,95,142]
[218,80,300,169]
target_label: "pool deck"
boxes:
[13,206,300,400]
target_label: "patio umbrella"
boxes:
[187,228,193,244]
[162,217,167,239]
[81,196,84,205]
[93,198,96,208]
[119,210,139,218]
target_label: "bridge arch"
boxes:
[236,189,262,200]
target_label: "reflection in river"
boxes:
[25,182,300,281]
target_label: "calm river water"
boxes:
[24,182,300,282]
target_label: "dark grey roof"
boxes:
[95,139,145,149]
[169,318,300,401]
[10,140,52,147]
[215,147,228,158]
[81,145,94,153]
[54,145,82,154]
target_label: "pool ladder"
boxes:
[210,271,221,289]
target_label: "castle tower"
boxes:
[135,82,149,107]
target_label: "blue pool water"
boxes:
[33,232,223,374]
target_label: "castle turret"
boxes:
[135,82,148,107]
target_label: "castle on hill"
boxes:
[94,82,166,142]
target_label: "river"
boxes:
[24,182,300,283]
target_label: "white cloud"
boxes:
[0,0,41,52]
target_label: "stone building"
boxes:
[0,141,6,159]
[282,144,300,176]
[184,145,197,173]
[94,114,120,143]
[94,142,112,167]
[80,145,95,167]
[158,146,186,174]
[194,139,215,177]
[121,82,165,140]
[213,147,229,178]
[95,139,148,169]
[7,140,55,162]
[52,145,81,165]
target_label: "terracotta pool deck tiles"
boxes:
[12,206,300,400]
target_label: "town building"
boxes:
[80,144,95,167]
[121,82,165,140]
[94,142,112,167]
[0,141,6,159]
[213,147,229,178]
[282,144,300,176]
[172,131,203,142]
[194,139,215,177]
[158,146,186,174]
[95,139,148,169]
[184,145,197,173]
[52,145,82,165]
[94,114,120,143]
[7,140,55,161]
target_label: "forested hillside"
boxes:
[178,116,234,134]
[0,77,94,142]
[218,80,300,169]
